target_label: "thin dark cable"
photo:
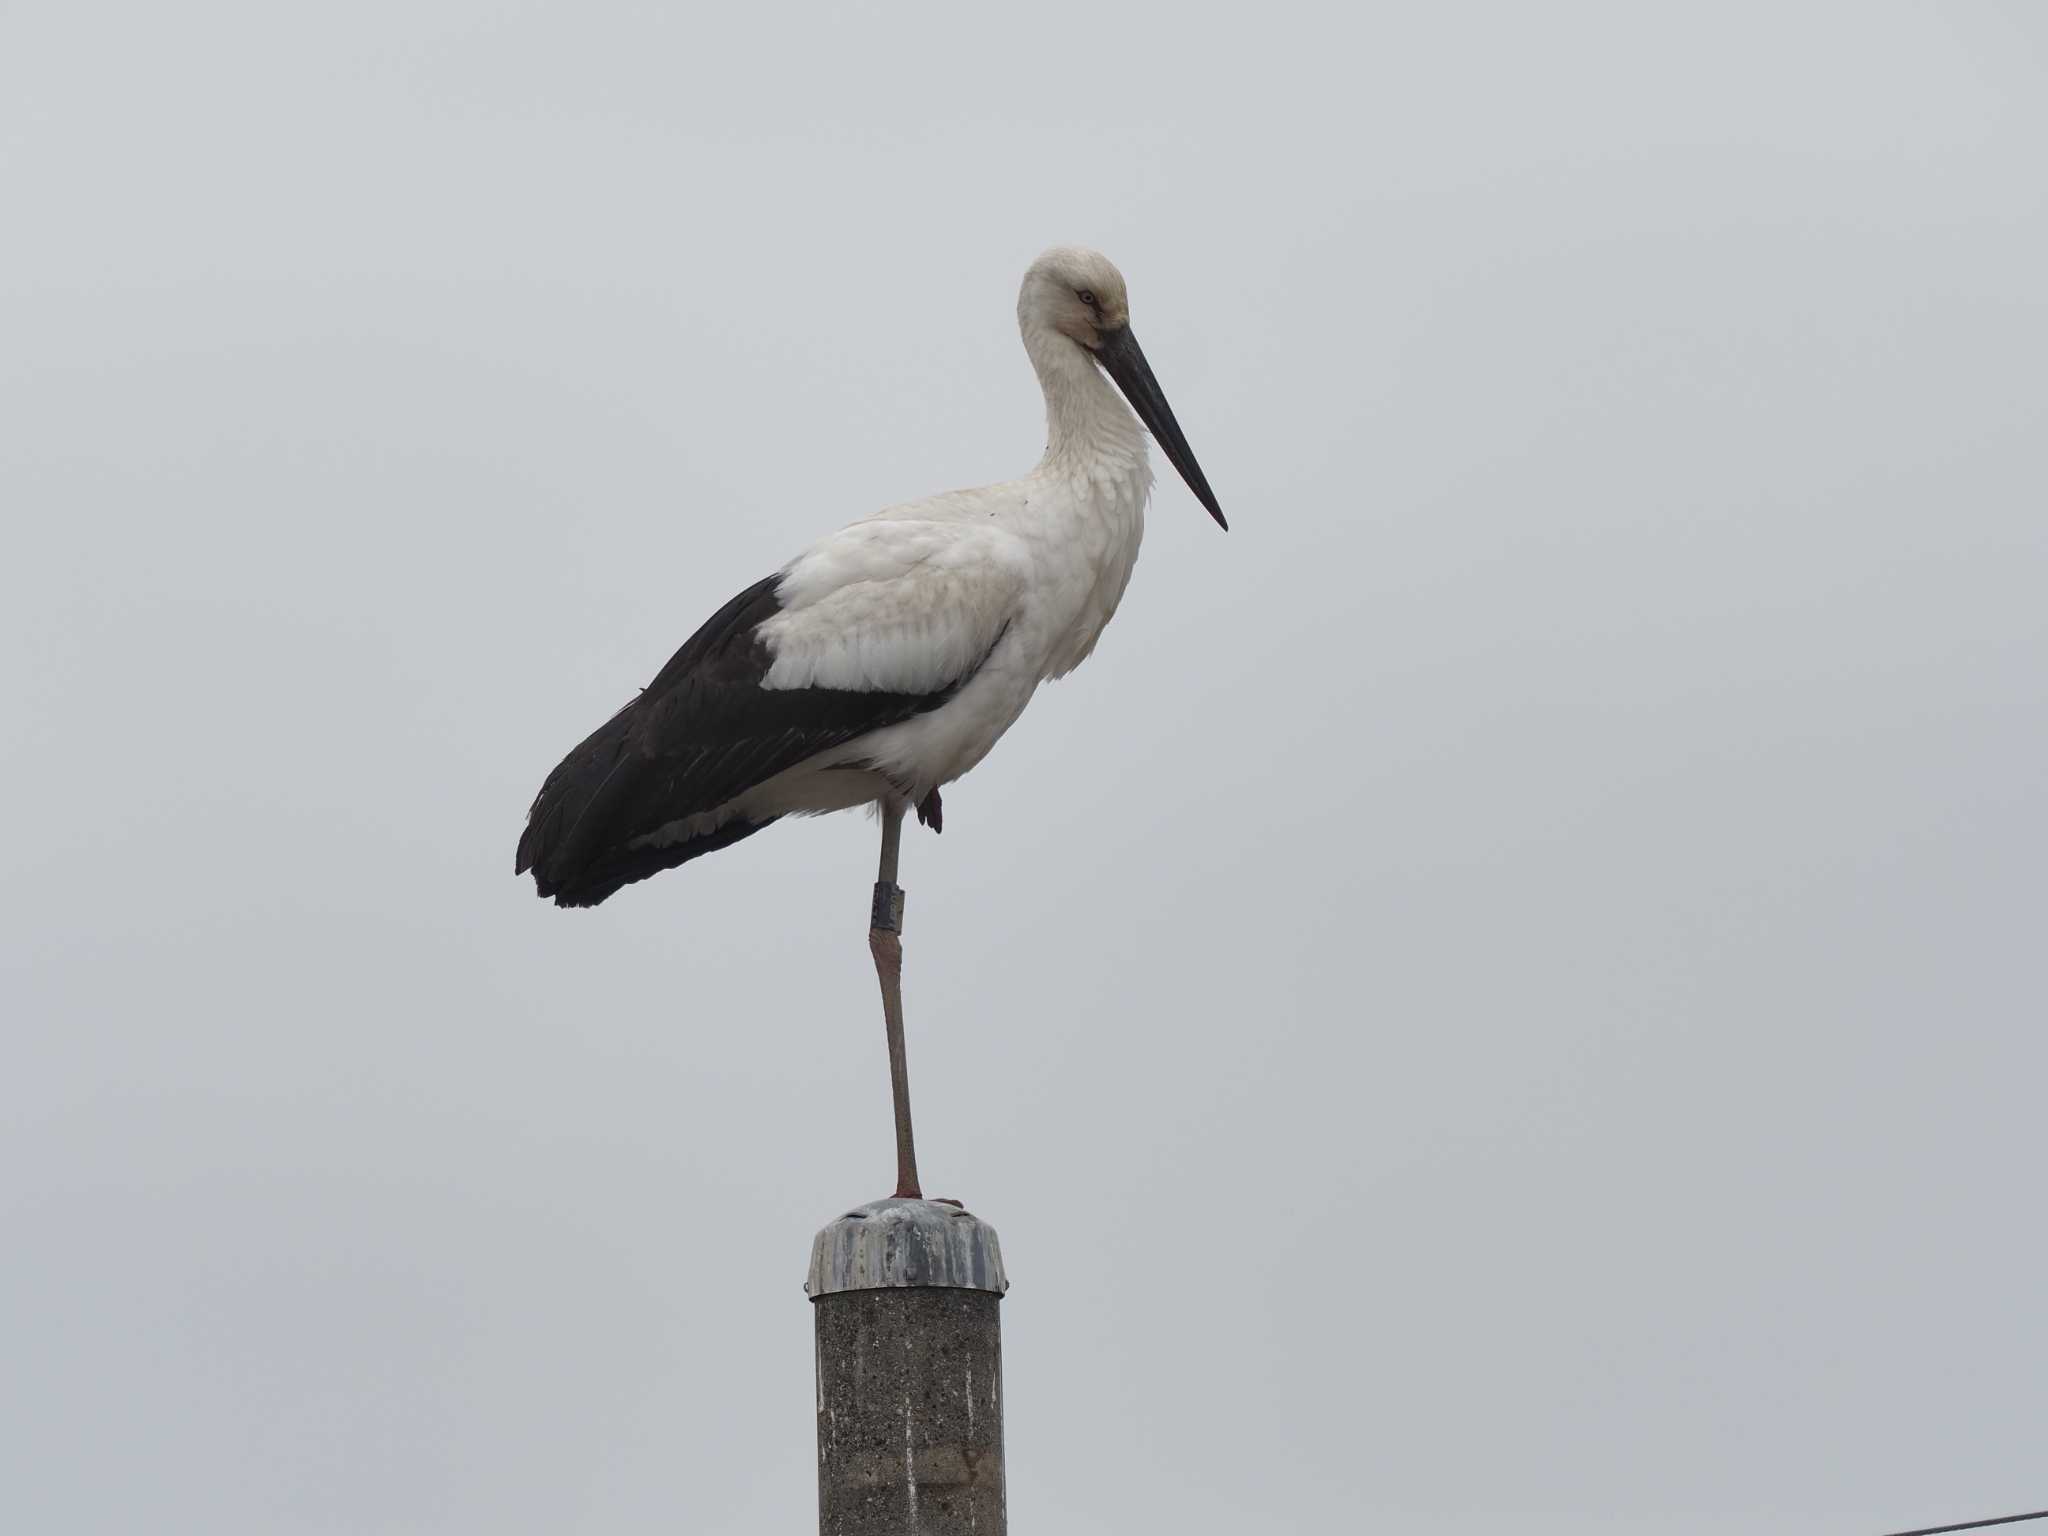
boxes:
[1878,1509,2048,1536]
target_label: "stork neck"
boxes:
[1022,318,1145,472]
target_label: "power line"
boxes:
[1879,1509,2048,1536]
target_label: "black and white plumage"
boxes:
[517,574,980,907]
[516,246,1225,909]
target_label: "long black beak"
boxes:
[1094,326,1228,530]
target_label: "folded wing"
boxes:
[516,519,1030,907]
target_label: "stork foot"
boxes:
[916,787,943,834]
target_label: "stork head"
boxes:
[1024,245,1133,344]
[1021,246,1227,530]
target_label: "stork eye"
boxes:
[1077,289,1099,310]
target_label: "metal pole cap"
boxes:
[805,1198,1009,1298]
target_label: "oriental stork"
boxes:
[516,246,1226,1197]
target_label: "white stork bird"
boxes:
[517,246,1225,1196]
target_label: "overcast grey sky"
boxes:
[4,3,2045,1532]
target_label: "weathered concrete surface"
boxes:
[814,1287,1004,1536]
[810,1199,1006,1535]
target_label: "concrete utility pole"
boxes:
[807,1197,1009,1535]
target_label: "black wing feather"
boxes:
[516,574,957,908]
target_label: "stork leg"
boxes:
[870,799,922,1200]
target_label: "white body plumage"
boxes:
[643,258,1159,846]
